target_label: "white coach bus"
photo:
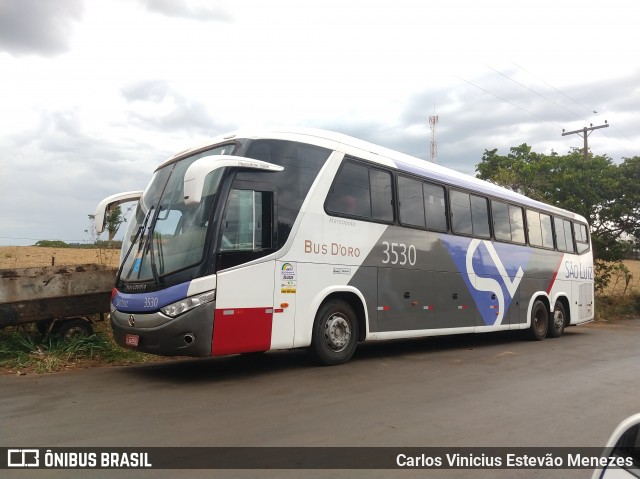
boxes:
[95,128,594,365]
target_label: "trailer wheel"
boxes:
[55,319,94,341]
[310,299,358,366]
[528,300,549,341]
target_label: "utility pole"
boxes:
[561,121,609,161]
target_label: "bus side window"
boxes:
[325,160,393,223]
[398,176,426,227]
[326,162,371,218]
[540,213,554,249]
[370,168,394,222]
[493,201,511,241]
[470,194,491,238]
[450,190,490,238]
[554,217,575,253]
[575,223,590,254]
[423,182,447,231]
[450,190,473,235]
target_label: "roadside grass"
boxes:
[0,320,158,374]
[596,260,640,322]
[595,294,640,322]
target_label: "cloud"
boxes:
[139,0,232,22]
[121,80,233,136]
[0,0,84,57]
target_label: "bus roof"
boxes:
[165,127,587,223]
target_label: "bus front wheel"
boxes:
[311,299,358,366]
[528,300,549,341]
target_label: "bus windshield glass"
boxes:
[119,145,234,282]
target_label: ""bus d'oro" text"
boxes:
[304,240,360,258]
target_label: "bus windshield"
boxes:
[119,145,234,282]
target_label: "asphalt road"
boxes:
[3,319,640,479]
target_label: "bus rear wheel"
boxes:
[528,300,549,341]
[548,301,567,338]
[311,299,358,366]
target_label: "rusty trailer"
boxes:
[0,264,117,339]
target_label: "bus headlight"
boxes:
[161,290,216,318]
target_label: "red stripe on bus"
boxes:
[212,307,273,356]
[547,256,565,294]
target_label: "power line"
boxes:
[457,76,563,130]
[512,63,597,117]
[506,64,635,158]
[487,66,587,122]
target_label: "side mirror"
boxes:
[183,155,283,206]
[94,191,143,234]
[593,413,640,478]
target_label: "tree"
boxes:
[87,205,126,243]
[104,205,125,242]
[476,146,640,290]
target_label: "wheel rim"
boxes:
[324,313,351,353]
[533,307,547,334]
[553,308,565,331]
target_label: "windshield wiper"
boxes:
[119,206,154,281]
[147,207,162,287]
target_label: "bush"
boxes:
[595,293,640,321]
[34,240,70,248]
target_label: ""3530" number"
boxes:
[381,241,416,266]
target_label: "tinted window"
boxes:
[470,194,491,238]
[370,168,394,222]
[326,161,393,222]
[563,219,574,252]
[451,190,490,238]
[554,217,575,253]
[493,201,511,241]
[451,190,472,235]
[575,223,590,254]
[398,176,426,227]
[540,213,554,249]
[243,140,331,247]
[526,210,542,247]
[423,183,447,231]
[326,162,372,217]
[509,205,525,243]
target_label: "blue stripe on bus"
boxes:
[112,281,191,313]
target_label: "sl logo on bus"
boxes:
[443,237,530,325]
[466,239,524,325]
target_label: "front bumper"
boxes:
[111,302,215,357]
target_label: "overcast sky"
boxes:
[1,0,639,246]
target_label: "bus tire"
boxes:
[548,301,566,338]
[311,299,358,366]
[528,300,549,341]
